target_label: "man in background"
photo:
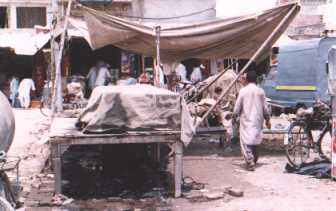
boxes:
[175,62,187,82]
[190,63,205,83]
[9,75,19,107]
[86,62,98,97]
[18,78,36,108]
[233,71,271,171]
[95,61,111,87]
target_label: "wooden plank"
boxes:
[50,134,179,145]
[263,129,288,134]
[50,130,181,138]
[50,118,180,140]
[196,126,226,135]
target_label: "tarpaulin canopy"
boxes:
[79,3,300,62]
[0,27,62,56]
[0,31,51,55]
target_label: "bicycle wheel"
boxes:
[0,197,14,211]
[40,104,51,117]
[285,122,310,167]
[40,85,52,117]
[318,124,332,162]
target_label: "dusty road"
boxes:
[173,142,336,211]
[7,109,50,203]
[7,110,336,211]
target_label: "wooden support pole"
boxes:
[196,4,299,128]
[155,26,161,87]
[52,0,73,115]
[50,0,58,115]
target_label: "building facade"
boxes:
[132,0,215,23]
[0,0,52,31]
[277,0,333,39]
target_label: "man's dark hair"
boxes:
[246,71,257,83]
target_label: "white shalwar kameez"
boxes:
[190,67,202,83]
[233,83,270,164]
[18,78,36,108]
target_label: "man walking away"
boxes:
[86,63,98,97]
[190,64,204,83]
[233,71,271,171]
[18,78,36,108]
[9,76,19,107]
[95,61,111,87]
[175,63,187,82]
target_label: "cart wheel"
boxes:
[0,197,14,211]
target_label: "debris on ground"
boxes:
[285,160,331,179]
[182,176,243,202]
[52,194,74,206]
[226,188,244,197]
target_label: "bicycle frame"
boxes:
[305,120,331,145]
[0,156,21,209]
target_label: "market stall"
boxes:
[49,2,301,197]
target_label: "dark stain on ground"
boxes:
[60,144,173,210]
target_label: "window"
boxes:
[0,7,8,28]
[16,7,46,28]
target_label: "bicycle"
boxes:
[0,151,21,211]
[40,80,52,117]
[284,101,332,168]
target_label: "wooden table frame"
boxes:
[49,128,183,198]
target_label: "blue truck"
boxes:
[262,37,336,110]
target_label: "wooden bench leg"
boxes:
[52,144,62,195]
[156,143,161,163]
[54,157,62,194]
[174,141,183,198]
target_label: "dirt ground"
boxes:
[8,109,336,211]
[173,142,336,211]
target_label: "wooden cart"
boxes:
[49,118,184,197]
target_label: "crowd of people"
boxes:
[0,60,213,108]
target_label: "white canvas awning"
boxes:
[75,3,300,63]
[0,28,61,56]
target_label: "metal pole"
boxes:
[52,0,73,114]
[328,48,336,180]
[196,4,299,127]
[155,26,161,87]
[50,0,58,115]
[332,95,336,180]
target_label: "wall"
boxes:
[277,0,332,39]
[216,0,276,18]
[0,0,51,32]
[132,0,216,23]
[70,1,133,18]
